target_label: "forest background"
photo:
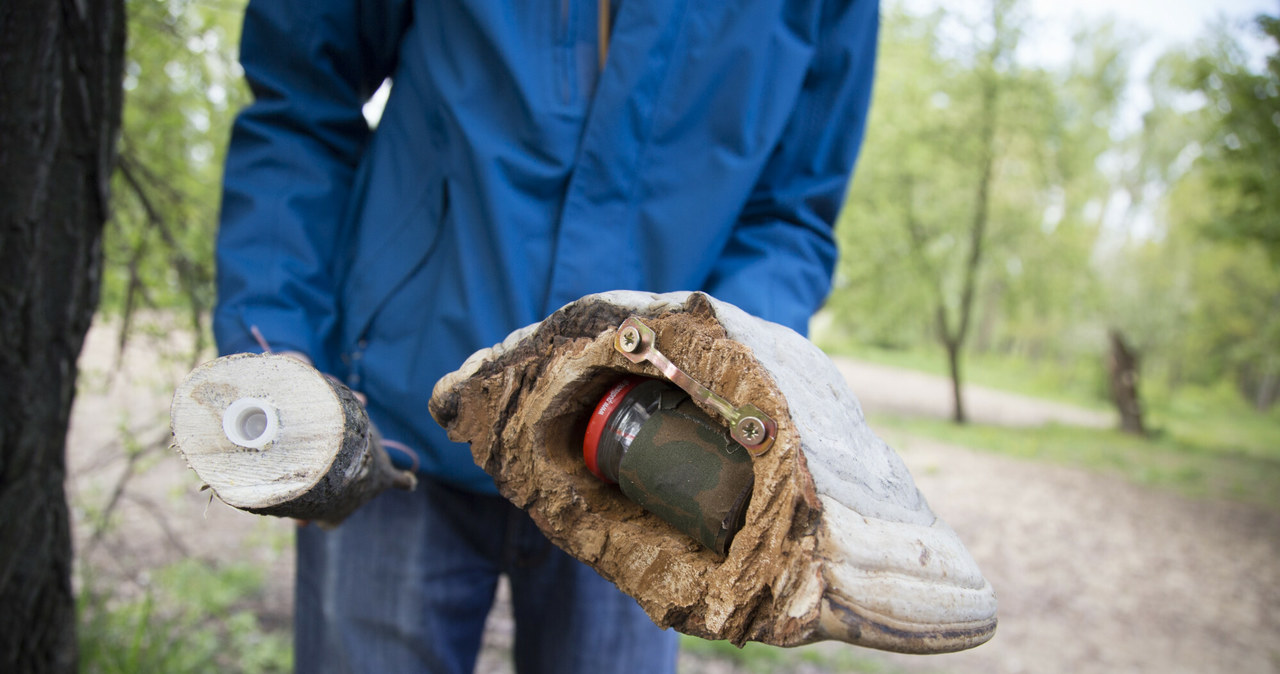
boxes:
[68,0,1280,671]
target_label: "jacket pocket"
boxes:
[341,178,448,346]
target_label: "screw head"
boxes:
[736,416,764,445]
[619,326,641,353]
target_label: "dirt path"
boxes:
[836,356,1279,673]
[66,322,1280,673]
[861,435,1280,674]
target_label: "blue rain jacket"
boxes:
[215,0,879,494]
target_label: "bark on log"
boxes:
[170,353,415,526]
[429,291,997,654]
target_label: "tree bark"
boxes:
[944,339,967,424]
[1107,329,1146,437]
[942,52,998,426]
[1247,354,1279,412]
[907,41,999,427]
[0,0,125,671]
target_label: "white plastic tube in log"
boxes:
[170,352,415,526]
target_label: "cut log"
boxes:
[170,352,415,527]
[430,291,997,654]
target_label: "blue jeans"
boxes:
[295,475,678,673]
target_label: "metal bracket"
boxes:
[614,316,776,457]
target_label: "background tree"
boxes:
[1178,15,1280,409]
[1109,15,1280,411]
[0,0,125,671]
[1191,16,1280,261]
[104,0,248,357]
[833,0,1107,423]
[831,2,1018,424]
[830,0,1149,427]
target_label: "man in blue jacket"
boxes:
[215,0,878,671]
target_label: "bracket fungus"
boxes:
[429,291,997,653]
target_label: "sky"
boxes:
[900,0,1275,116]
[891,0,1277,241]
[1025,0,1276,74]
[904,0,1276,74]
[1023,0,1276,132]
[1027,0,1275,54]
[1022,0,1277,240]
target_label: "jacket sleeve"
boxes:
[703,0,878,335]
[213,0,411,360]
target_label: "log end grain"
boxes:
[171,352,410,526]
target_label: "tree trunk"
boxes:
[1250,355,1279,412]
[944,339,967,424]
[921,42,997,428]
[1107,330,1146,437]
[943,57,997,427]
[0,1,124,671]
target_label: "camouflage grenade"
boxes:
[583,377,754,556]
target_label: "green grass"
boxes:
[78,559,291,673]
[816,339,1110,412]
[678,635,908,674]
[815,335,1280,508]
[1144,382,1280,464]
[872,414,1280,510]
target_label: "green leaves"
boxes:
[1187,16,1280,262]
[830,0,1127,420]
[1146,14,1280,408]
[78,559,291,673]
[104,0,249,348]
[826,2,1280,412]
